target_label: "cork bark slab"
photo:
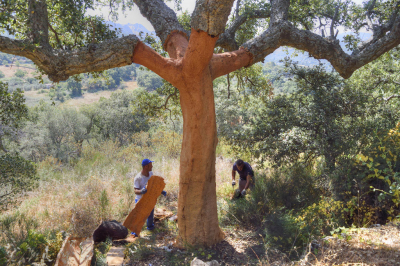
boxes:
[55,236,93,266]
[106,246,125,266]
[123,175,165,235]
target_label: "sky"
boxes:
[89,0,367,32]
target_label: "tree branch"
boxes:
[330,6,339,39]
[47,22,63,49]
[383,95,400,102]
[0,35,139,82]
[216,9,271,51]
[270,0,290,25]
[358,0,400,52]
[191,0,235,36]
[28,0,50,49]
[183,29,218,77]
[132,41,181,86]
[242,18,400,78]
[133,0,188,47]
[210,48,252,80]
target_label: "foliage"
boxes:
[355,123,400,217]
[67,78,83,97]
[0,70,4,79]
[224,61,387,171]
[0,153,37,210]
[136,70,163,91]
[14,69,26,78]
[0,212,64,265]
[0,81,27,130]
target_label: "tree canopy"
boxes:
[0,0,399,82]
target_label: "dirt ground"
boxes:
[115,221,400,266]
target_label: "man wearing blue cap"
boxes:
[133,159,166,231]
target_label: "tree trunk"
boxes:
[177,67,224,247]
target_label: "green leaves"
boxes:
[0,81,27,130]
[0,153,37,210]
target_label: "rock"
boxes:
[191,257,220,266]
[93,220,128,243]
[169,215,178,222]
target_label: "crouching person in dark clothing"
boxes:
[231,159,255,197]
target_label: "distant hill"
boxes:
[107,22,153,36]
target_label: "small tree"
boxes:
[67,78,82,97]
[14,69,26,78]
[0,82,36,210]
[0,153,37,210]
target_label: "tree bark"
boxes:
[177,69,224,247]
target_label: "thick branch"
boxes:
[132,41,181,86]
[191,0,235,36]
[242,19,400,78]
[28,0,50,48]
[216,9,271,51]
[0,35,139,82]
[270,0,290,24]
[210,48,252,80]
[133,0,187,47]
[183,29,218,78]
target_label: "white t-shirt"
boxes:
[134,171,153,200]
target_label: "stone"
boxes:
[92,220,128,243]
[191,257,220,266]
[106,246,125,266]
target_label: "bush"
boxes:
[14,69,26,78]
[0,70,4,78]
[0,154,37,210]
[0,212,63,265]
[221,165,323,227]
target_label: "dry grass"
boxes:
[298,224,400,266]
[2,136,234,242]
[61,81,139,108]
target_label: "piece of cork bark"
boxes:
[54,236,93,266]
[123,175,165,235]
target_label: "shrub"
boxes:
[0,154,37,210]
[0,70,4,78]
[14,69,26,78]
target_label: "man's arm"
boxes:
[244,174,251,190]
[231,170,236,181]
[134,187,147,195]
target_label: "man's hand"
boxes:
[232,180,236,186]
[161,190,167,196]
[141,188,147,194]
[241,190,246,196]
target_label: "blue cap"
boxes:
[142,159,154,167]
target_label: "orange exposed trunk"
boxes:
[177,67,224,247]
[132,29,251,247]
